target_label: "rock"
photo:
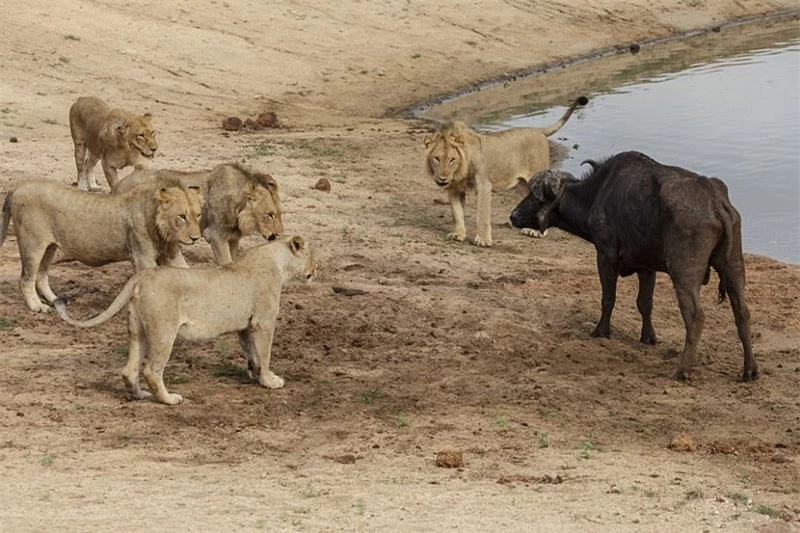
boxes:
[9,137,18,143]
[313,178,331,192]
[221,116,242,131]
[668,433,696,452]
[435,449,464,468]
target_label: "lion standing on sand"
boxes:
[69,96,158,191]
[424,96,587,247]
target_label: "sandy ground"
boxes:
[1,1,799,532]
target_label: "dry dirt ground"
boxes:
[1,1,799,532]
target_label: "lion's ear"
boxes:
[144,112,153,119]
[186,184,204,202]
[264,174,279,192]
[114,118,128,136]
[423,134,434,149]
[244,182,258,201]
[154,187,175,203]
[289,236,306,254]
[450,133,465,147]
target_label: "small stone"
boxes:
[221,116,242,131]
[313,178,331,192]
[668,433,696,452]
[9,137,18,143]
[436,449,464,468]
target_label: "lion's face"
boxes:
[286,236,317,283]
[155,186,203,246]
[239,180,283,241]
[424,128,467,189]
[123,114,158,159]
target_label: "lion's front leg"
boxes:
[78,153,102,192]
[249,323,284,389]
[446,189,466,242]
[207,231,234,265]
[101,160,120,190]
[473,179,493,247]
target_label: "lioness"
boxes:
[113,163,283,264]
[54,236,316,405]
[69,96,158,191]
[0,180,202,312]
[424,95,588,247]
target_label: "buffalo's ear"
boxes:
[289,236,306,254]
[543,171,565,199]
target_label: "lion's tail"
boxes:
[0,191,12,247]
[539,96,589,137]
[54,275,139,328]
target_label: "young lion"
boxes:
[113,163,284,265]
[54,236,316,405]
[0,180,202,312]
[424,96,588,247]
[69,96,158,191]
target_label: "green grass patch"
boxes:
[0,317,19,329]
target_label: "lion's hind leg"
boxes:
[18,234,53,312]
[141,324,183,405]
[34,244,60,304]
[121,309,152,401]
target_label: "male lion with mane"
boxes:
[54,236,316,405]
[69,96,158,191]
[0,180,202,312]
[113,163,283,265]
[424,95,588,247]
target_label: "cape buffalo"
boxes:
[510,151,757,382]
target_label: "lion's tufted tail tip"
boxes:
[53,297,69,310]
[577,96,589,106]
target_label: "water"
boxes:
[422,20,800,264]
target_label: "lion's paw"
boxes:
[446,232,466,242]
[472,235,493,247]
[520,228,548,238]
[130,389,153,400]
[30,302,52,313]
[160,392,184,405]
[259,372,285,389]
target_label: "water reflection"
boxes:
[422,20,800,263]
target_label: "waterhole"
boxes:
[422,18,800,264]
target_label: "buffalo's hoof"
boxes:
[640,333,658,345]
[590,327,610,339]
[741,367,759,382]
[674,368,692,382]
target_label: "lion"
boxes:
[54,236,316,405]
[423,95,588,247]
[69,96,158,191]
[113,163,283,264]
[0,180,203,312]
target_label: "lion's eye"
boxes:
[449,157,456,165]
[267,213,274,220]
[432,156,440,164]
[137,134,145,139]
[179,214,187,221]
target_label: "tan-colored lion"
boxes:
[423,96,588,247]
[54,236,316,405]
[113,163,283,264]
[69,96,158,191]
[0,180,202,312]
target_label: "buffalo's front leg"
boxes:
[592,254,618,338]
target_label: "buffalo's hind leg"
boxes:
[721,262,758,381]
[670,267,708,381]
[636,270,658,345]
